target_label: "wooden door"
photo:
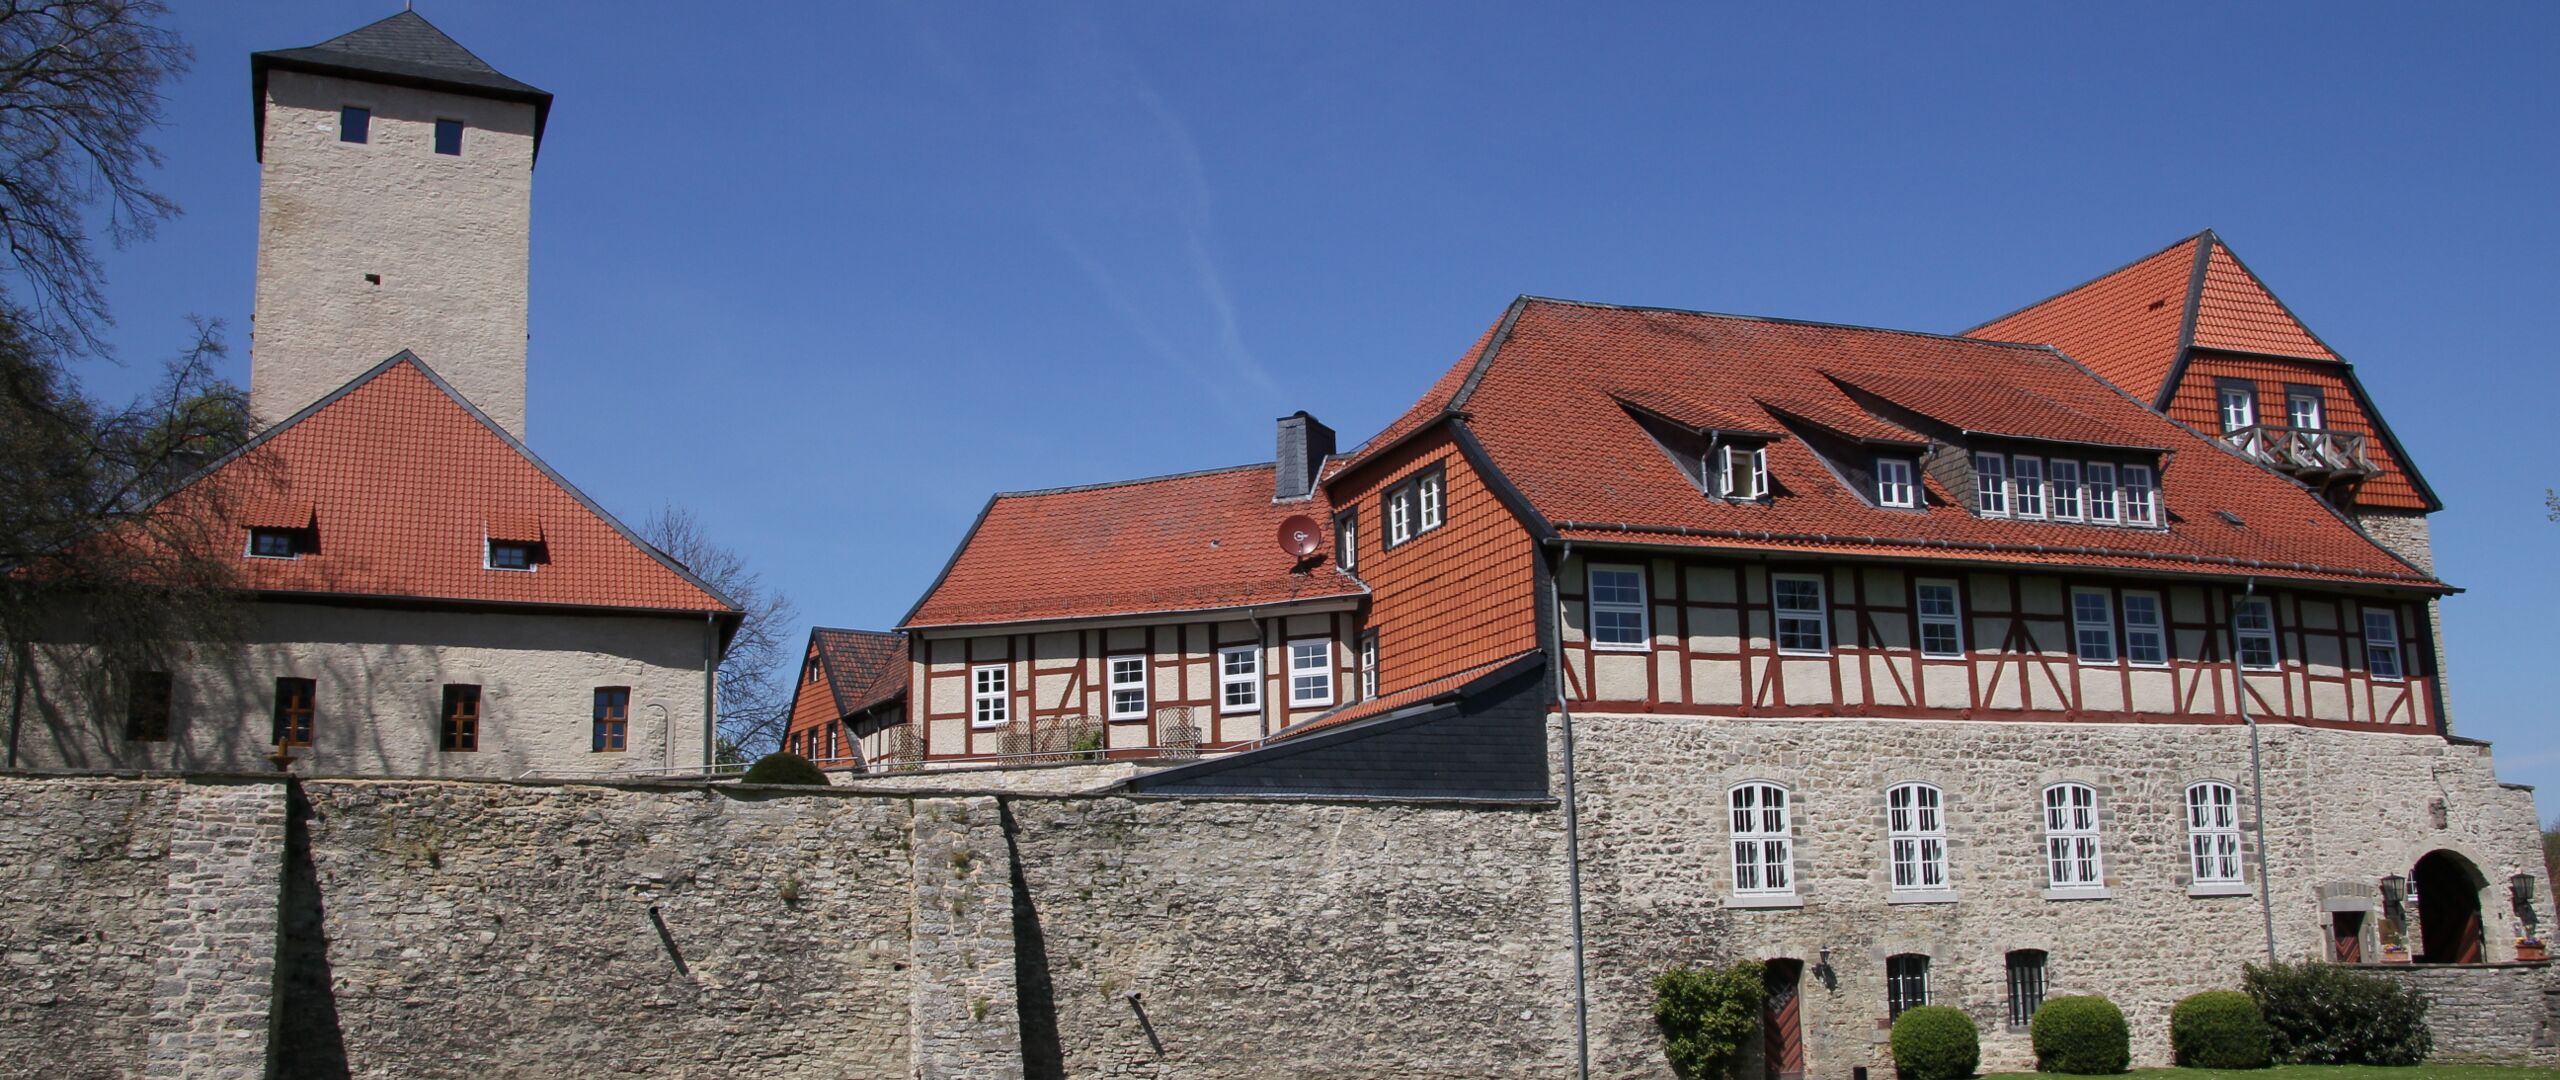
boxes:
[2330,911,2364,963]
[1762,959,1804,1080]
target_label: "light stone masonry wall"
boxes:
[2358,963,2558,1065]
[147,781,286,1080]
[0,777,186,1079]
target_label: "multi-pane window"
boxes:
[126,671,172,741]
[1975,453,2008,516]
[248,528,302,559]
[2043,783,2104,889]
[2048,460,2083,520]
[1387,492,1412,547]
[1108,656,1147,721]
[1876,458,1917,508]
[1589,565,1649,651]
[1418,473,1444,530]
[2011,457,2046,518]
[1218,645,1259,714]
[2121,465,2157,526]
[2186,781,2244,885]
[1288,639,1333,707]
[2122,592,2168,666]
[2234,598,2279,670]
[439,683,480,752]
[1383,466,1447,549]
[2085,463,2119,524]
[2071,589,2116,664]
[2219,383,2256,432]
[434,118,464,156]
[1886,954,1930,1020]
[971,664,1008,728]
[2005,951,2048,1028]
[1728,783,1794,895]
[1887,783,1948,892]
[1915,581,1963,659]
[1773,574,1829,655]
[1334,511,1358,572]
[2286,388,2323,430]
[1359,631,1379,701]
[592,687,629,752]
[273,677,316,747]
[487,540,539,571]
[339,105,370,143]
[1719,445,1769,500]
[2363,609,2404,681]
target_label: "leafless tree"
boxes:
[640,507,797,761]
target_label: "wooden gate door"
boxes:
[1762,959,1805,1080]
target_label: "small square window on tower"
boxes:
[339,106,370,144]
[434,118,463,156]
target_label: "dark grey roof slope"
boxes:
[252,11,554,157]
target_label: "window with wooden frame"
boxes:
[2005,951,2048,1028]
[1382,464,1447,549]
[2048,460,2083,521]
[2070,589,2116,664]
[1587,564,1649,651]
[2042,783,2104,890]
[2363,608,2404,681]
[1975,452,2009,516]
[803,656,822,685]
[1886,954,1930,1020]
[1887,782,1949,893]
[485,539,544,571]
[1108,655,1148,721]
[2186,781,2244,886]
[1875,457,1917,508]
[592,687,629,752]
[247,527,308,560]
[2011,456,2046,518]
[1772,573,1828,655]
[1385,486,1413,547]
[2121,465,2157,526]
[126,671,172,742]
[1728,782,1794,896]
[2218,380,2257,433]
[2285,385,2324,430]
[1417,470,1444,530]
[272,677,316,747]
[1915,580,1963,659]
[1359,630,1379,701]
[439,684,480,752]
[1333,509,1358,572]
[1717,444,1769,500]
[1288,638,1333,707]
[2234,597,2279,670]
[1218,645,1259,714]
[2085,463,2119,524]
[970,664,1009,728]
[2122,591,2168,666]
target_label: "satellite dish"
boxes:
[1276,514,1323,559]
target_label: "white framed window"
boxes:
[1418,473,1444,530]
[1334,511,1358,572]
[1107,655,1147,721]
[2286,389,2323,430]
[1718,444,1768,500]
[2085,463,2119,524]
[2219,383,2257,433]
[970,664,1008,728]
[1386,491,1412,547]
[1975,453,2009,516]
[1876,458,1917,508]
[1772,573,1829,655]
[2363,608,2404,681]
[1915,580,1964,659]
[2042,783,2104,889]
[1588,564,1650,651]
[2121,465,2157,526]
[1217,645,1259,714]
[2186,781,2244,885]
[2071,588,2116,664]
[1359,631,1379,700]
[2049,460,2083,521]
[1887,782,1949,892]
[2011,457,2045,518]
[1288,638,1333,707]
[1729,783,1794,895]
[2122,591,2168,666]
[2234,597,2279,670]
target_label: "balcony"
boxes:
[2225,424,2379,481]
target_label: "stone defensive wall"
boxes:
[0,713,2550,1079]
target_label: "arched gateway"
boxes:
[2411,849,2487,964]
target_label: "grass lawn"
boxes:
[1985,1068,2558,1080]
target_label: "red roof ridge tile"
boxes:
[1523,293,2070,353]
[1961,229,2216,338]
[991,460,1277,501]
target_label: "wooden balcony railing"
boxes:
[2225,424,2378,479]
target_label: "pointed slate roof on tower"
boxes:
[253,11,554,156]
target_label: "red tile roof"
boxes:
[2192,244,2337,360]
[162,353,737,616]
[1824,370,2159,451]
[902,463,1367,629]
[1968,234,2202,403]
[1268,649,1543,742]
[813,627,907,717]
[1331,314,1507,478]
[1450,298,2437,588]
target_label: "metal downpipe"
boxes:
[1550,539,1590,1080]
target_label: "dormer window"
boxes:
[2286,387,2323,430]
[2218,380,2257,433]
[248,528,303,560]
[1876,458,1917,508]
[1974,453,2008,516]
[2086,464,2119,524]
[1382,464,1446,550]
[2122,466,2158,526]
[486,539,544,572]
[1716,444,1769,500]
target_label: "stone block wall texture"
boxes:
[0,777,185,1079]
[147,782,286,1080]
[2359,963,2559,1066]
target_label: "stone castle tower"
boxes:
[249,12,551,438]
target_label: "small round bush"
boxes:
[1891,1005,1980,1080]
[2031,995,2130,1074]
[740,752,828,786]
[2172,990,2271,1069]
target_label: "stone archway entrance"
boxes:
[2412,849,2486,964]
[1761,959,1805,1080]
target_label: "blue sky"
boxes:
[79,4,2558,793]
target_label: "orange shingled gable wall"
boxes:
[2165,352,2429,512]
[1329,425,1542,698]
[783,641,843,760]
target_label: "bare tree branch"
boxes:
[639,506,796,760]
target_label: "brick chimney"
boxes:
[1274,411,1335,501]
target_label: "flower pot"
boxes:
[2517,944,2548,962]
[2381,945,2412,964]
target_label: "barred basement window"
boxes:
[1218,645,1259,714]
[2005,950,2048,1028]
[126,671,172,741]
[2363,608,2404,681]
[440,684,480,752]
[592,687,629,752]
[1887,783,1948,892]
[2043,783,2104,889]
[2186,782,2244,885]
[272,677,315,747]
[1728,783,1794,896]
[1108,655,1147,720]
[1915,580,1963,659]
[971,665,1008,728]
[2235,597,2279,670]
[1886,954,1930,1020]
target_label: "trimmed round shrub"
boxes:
[2172,990,2271,1068]
[740,752,828,786]
[1653,961,1765,1080]
[1890,1005,1980,1080]
[2243,960,2431,1065]
[2031,995,2130,1075]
